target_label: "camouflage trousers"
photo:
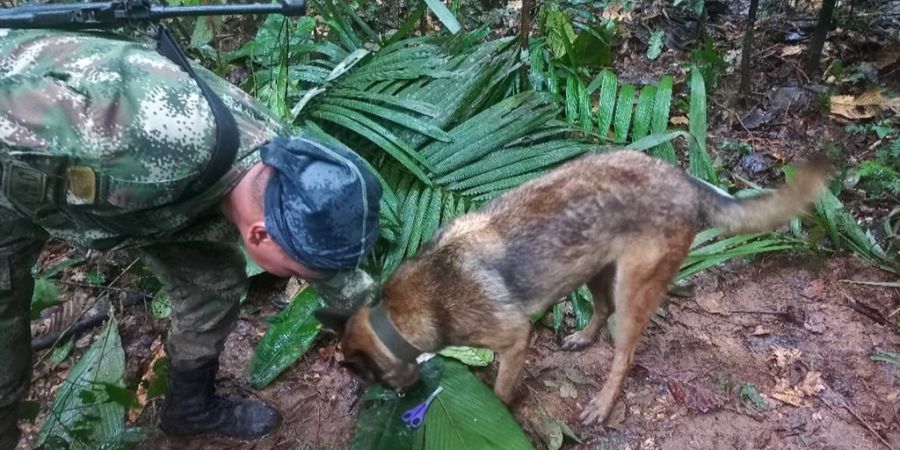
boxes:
[0,208,247,449]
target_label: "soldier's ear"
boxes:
[314,308,354,335]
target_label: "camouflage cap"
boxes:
[260,136,381,272]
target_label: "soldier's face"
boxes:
[244,223,331,281]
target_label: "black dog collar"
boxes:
[368,304,422,363]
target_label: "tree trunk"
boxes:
[518,0,534,91]
[739,0,760,97]
[805,0,838,79]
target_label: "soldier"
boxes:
[0,28,382,447]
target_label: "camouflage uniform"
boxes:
[0,29,377,447]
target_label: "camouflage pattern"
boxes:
[0,29,380,447]
[0,28,288,250]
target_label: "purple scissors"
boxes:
[401,386,443,428]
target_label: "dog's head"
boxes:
[315,307,421,391]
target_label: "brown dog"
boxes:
[316,149,830,425]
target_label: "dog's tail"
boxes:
[693,157,831,235]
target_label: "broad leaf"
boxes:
[37,319,130,449]
[438,346,494,366]
[247,287,325,389]
[350,357,534,450]
[31,277,60,320]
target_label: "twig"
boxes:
[843,293,900,336]
[824,393,895,450]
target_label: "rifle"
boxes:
[0,0,307,30]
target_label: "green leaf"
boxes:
[739,383,767,411]
[688,65,716,183]
[31,278,60,320]
[423,0,461,34]
[144,358,168,401]
[631,85,657,141]
[150,289,171,320]
[47,339,74,370]
[438,346,494,366]
[189,16,215,48]
[247,287,325,389]
[647,29,665,60]
[37,319,127,449]
[552,302,565,332]
[240,241,266,278]
[596,69,618,140]
[625,131,691,152]
[101,384,140,410]
[650,75,675,161]
[871,352,900,366]
[613,84,635,144]
[569,285,593,330]
[86,270,106,286]
[349,357,534,450]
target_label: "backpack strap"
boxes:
[153,25,240,200]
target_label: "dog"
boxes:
[316,149,830,425]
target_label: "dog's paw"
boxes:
[578,395,613,426]
[561,332,593,351]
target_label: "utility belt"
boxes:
[0,25,239,233]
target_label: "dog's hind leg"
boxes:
[579,236,690,426]
[491,322,532,406]
[561,264,616,351]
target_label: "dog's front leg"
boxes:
[492,325,532,405]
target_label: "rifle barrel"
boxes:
[0,0,307,29]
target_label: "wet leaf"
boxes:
[150,289,171,320]
[438,346,494,366]
[647,29,664,60]
[86,270,106,286]
[350,357,534,450]
[31,277,60,320]
[47,339,74,370]
[37,319,128,449]
[247,287,324,389]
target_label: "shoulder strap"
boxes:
[153,25,240,200]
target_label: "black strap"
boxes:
[154,25,240,200]
[368,304,422,363]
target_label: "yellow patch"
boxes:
[66,166,96,205]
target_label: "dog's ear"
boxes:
[314,307,353,335]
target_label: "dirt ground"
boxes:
[12,1,900,449]
[18,252,898,450]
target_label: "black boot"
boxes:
[159,359,281,440]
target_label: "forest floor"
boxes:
[15,0,900,449]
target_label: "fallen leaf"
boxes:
[768,346,802,372]
[781,45,803,56]
[128,338,165,423]
[670,116,690,126]
[885,97,900,115]
[803,311,827,334]
[696,292,727,315]
[558,380,578,399]
[799,371,825,397]
[753,325,772,336]
[830,91,885,120]
[770,371,824,407]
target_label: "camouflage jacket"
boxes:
[0,28,289,250]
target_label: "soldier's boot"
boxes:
[159,358,281,441]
